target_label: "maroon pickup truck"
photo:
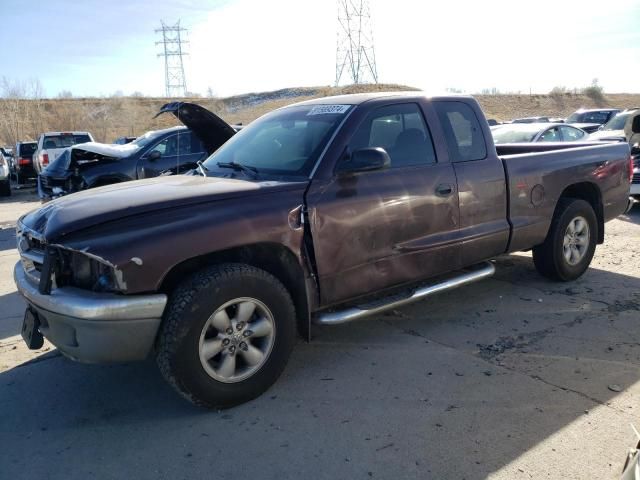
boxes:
[14,93,634,408]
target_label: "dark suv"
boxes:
[13,141,37,184]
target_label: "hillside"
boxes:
[1,84,639,145]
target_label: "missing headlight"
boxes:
[57,249,122,293]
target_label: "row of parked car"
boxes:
[491,108,640,143]
[2,104,639,202]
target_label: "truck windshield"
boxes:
[202,104,352,178]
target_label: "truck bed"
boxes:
[498,142,631,252]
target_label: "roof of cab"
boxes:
[290,91,472,107]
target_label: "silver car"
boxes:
[492,123,588,144]
[0,152,11,196]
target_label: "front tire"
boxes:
[533,198,597,281]
[156,263,296,409]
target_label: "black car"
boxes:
[13,141,37,184]
[39,103,236,199]
[565,108,621,133]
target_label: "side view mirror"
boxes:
[148,150,161,161]
[338,147,391,174]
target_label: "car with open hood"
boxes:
[38,102,237,200]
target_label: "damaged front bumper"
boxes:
[14,262,167,363]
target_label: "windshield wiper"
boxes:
[197,160,209,177]
[216,161,259,178]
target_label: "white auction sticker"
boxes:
[307,105,350,116]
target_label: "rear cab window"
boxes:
[18,143,37,156]
[43,134,92,149]
[434,101,487,162]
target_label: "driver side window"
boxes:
[349,103,437,168]
[149,135,178,156]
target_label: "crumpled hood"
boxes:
[71,141,141,158]
[20,175,307,240]
[588,129,626,142]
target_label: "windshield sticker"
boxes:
[307,105,350,116]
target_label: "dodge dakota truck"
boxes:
[14,93,634,408]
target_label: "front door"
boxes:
[307,102,461,306]
[138,131,207,179]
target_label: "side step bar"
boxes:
[314,261,495,325]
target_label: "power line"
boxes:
[155,20,189,97]
[335,0,379,86]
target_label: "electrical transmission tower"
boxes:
[335,0,379,86]
[155,20,189,97]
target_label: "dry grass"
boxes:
[1,85,639,145]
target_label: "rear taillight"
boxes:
[18,157,30,166]
[42,153,49,165]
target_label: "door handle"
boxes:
[436,184,454,196]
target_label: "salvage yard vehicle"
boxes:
[33,131,94,174]
[38,103,236,200]
[492,122,588,144]
[565,108,621,133]
[13,93,634,408]
[0,151,11,196]
[632,143,640,200]
[13,141,38,184]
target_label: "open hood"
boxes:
[155,102,236,154]
[71,141,141,158]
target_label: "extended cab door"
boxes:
[432,100,510,266]
[306,101,461,307]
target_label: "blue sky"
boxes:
[1,0,639,98]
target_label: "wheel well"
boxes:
[158,243,310,340]
[558,182,604,243]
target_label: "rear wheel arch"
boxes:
[158,243,311,340]
[555,182,604,243]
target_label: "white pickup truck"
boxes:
[33,131,94,174]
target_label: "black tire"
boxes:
[156,263,296,409]
[532,198,597,281]
[0,179,11,197]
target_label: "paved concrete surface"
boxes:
[1,188,639,480]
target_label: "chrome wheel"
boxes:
[563,216,590,266]
[198,297,276,383]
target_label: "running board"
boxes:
[313,261,495,325]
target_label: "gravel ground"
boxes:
[0,187,639,480]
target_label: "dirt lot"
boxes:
[1,188,639,480]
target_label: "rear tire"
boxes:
[533,198,597,281]
[156,263,296,409]
[0,179,11,197]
